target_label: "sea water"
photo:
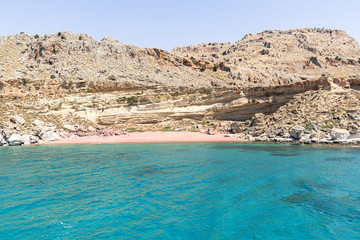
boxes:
[0,143,359,239]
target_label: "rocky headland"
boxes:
[0,28,359,146]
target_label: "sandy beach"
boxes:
[42,132,245,145]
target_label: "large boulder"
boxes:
[40,131,61,142]
[39,126,60,142]
[1,128,17,139]
[10,115,26,126]
[290,127,305,140]
[330,128,350,140]
[20,134,32,145]
[7,134,24,146]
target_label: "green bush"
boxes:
[127,97,135,106]
[34,34,39,39]
[212,65,218,72]
[61,35,66,40]
[79,36,83,40]
[322,123,334,129]
[310,56,322,68]
[161,126,172,131]
[335,56,342,61]
[68,81,73,88]
[304,121,313,131]
[21,78,28,85]
[358,58,360,64]
[200,67,206,72]
[190,56,195,61]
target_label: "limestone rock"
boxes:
[40,131,61,142]
[290,127,305,140]
[10,115,25,126]
[330,128,350,140]
[7,134,24,146]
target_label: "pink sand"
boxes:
[42,132,244,145]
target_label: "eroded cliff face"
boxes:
[0,28,359,135]
[172,28,360,86]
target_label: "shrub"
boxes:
[322,123,334,129]
[21,78,28,85]
[200,67,206,72]
[79,36,83,40]
[358,58,360,64]
[212,65,218,72]
[335,56,342,61]
[310,56,322,68]
[61,35,66,40]
[20,32,24,34]
[304,121,313,131]
[161,126,172,131]
[127,97,135,106]
[190,56,195,61]
[260,49,269,55]
[68,81,73,88]
[58,32,61,37]
[34,34,39,39]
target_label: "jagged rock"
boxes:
[7,134,24,146]
[330,128,350,140]
[290,127,305,140]
[10,115,25,126]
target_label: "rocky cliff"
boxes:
[0,28,360,144]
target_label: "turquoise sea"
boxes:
[0,143,359,239]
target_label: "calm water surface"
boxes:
[0,143,359,239]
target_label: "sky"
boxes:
[0,0,359,51]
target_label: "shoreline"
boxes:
[41,131,246,145]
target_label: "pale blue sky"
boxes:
[1,0,359,51]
